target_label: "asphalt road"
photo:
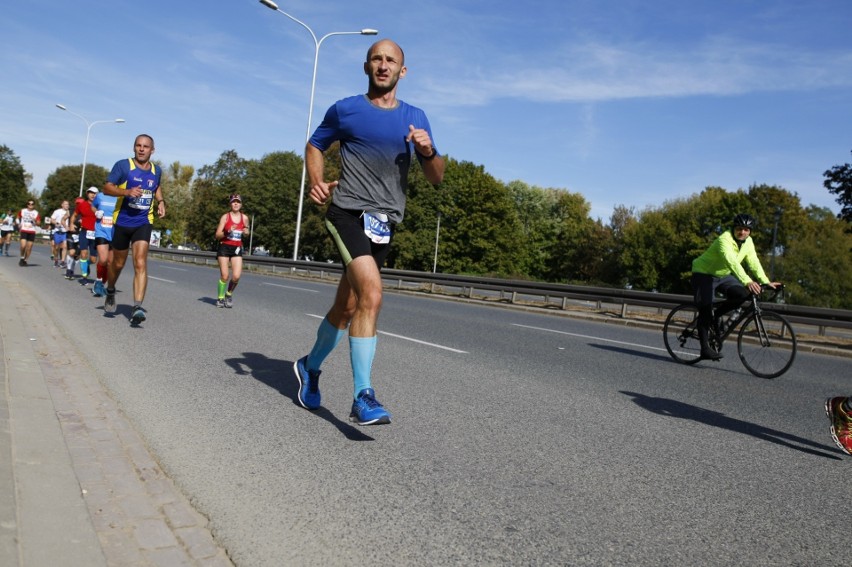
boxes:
[5,246,850,566]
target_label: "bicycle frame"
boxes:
[713,285,784,346]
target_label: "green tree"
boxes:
[42,164,109,212]
[823,151,852,223]
[158,162,194,248]
[601,205,637,288]
[780,206,852,308]
[506,181,559,280]
[396,158,521,276]
[242,151,303,257]
[188,150,248,249]
[745,183,807,267]
[0,145,31,211]
[389,155,447,271]
[546,190,599,282]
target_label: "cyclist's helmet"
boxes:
[732,213,756,229]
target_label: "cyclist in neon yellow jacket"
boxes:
[691,213,779,360]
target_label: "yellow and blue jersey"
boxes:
[107,158,161,227]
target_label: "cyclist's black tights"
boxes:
[691,273,750,331]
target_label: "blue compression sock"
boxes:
[306,317,345,372]
[80,259,89,277]
[350,336,377,398]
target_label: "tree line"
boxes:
[2,143,851,309]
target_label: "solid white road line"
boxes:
[306,313,468,353]
[512,323,668,353]
[263,282,320,293]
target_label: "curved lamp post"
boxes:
[55,104,125,197]
[259,0,377,260]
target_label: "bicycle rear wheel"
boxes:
[663,304,703,364]
[737,311,797,378]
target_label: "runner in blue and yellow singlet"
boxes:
[101,134,166,325]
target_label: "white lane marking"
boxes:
[161,266,188,271]
[512,323,668,353]
[306,314,468,353]
[263,282,319,293]
[149,276,176,283]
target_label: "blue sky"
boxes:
[2,0,850,221]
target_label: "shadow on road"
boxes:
[589,343,672,362]
[224,352,373,442]
[621,390,842,460]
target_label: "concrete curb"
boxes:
[0,272,233,567]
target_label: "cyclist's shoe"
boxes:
[350,388,391,426]
[92,280,106,297]
[104,290,117,314]
[224,294,233,308]
[216,298,225,308]
[700,347,723,360]
[130,305,147,325]
[825,397,852,455]
[293,356,321,410]
[700,337,723,360]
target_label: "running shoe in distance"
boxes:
[130,305,147,325]
[104,291,117,314]
[92,280,106,297]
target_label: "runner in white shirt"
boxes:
[49,201,70,267]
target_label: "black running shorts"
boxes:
[111,223,152,251]
[324,203,392,268]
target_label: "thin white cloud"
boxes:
[420,36,852,106]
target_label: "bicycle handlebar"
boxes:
[758,283,785,303]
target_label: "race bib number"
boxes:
[363,212,391,244]
[101,216,113,228]
[128,188,154,210]
[86,230,95,239]
[228,229,243,241]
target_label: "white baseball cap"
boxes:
[86,186,99,194]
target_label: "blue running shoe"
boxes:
[350,388,391,425]
[293,356,321,410]
[92,280,105,297]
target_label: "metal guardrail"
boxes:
[150,248,852,336]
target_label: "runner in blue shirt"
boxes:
[293,39,445,425]
[101,134,165,325]
[90,190,118,298]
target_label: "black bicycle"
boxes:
[663,284,797,378]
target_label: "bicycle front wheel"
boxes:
[737,311,797,378]
[663,304,703,364]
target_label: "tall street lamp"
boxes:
[55,104,125,197]
[259,0,377,261]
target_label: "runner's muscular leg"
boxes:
[326,255,383,337]
[131,240,150,303]
[108,248,129,287]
